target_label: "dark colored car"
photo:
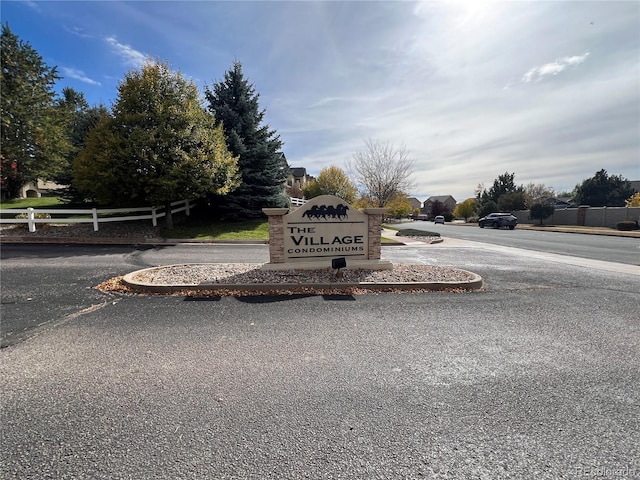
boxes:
[479,212,517,229]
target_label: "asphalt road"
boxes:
[1,242,639,479]
[398,221,640,266]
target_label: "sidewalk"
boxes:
[515,223,640,237]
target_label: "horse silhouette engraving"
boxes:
[302,204,349,221]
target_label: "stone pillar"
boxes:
[262,208,289,264]
[363,208,388,260]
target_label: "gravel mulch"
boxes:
[127,263,475,286]
[100,263,482,297]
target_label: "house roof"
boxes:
[289,167,307,177]
[425,195,456,204]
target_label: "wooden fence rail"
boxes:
[0,199,195,233]
[290,197,306,207]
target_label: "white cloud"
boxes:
[61,67,101,86]
[64,25,92,38]
[11,0,633,201]
[105,36,149,68]
[522,52,590,83]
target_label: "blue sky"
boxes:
[2,0,639,202]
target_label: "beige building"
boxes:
[407,197,422,212]
[19,179,65,198]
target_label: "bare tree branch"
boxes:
[346,139,415,207]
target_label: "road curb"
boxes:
[121,266,483,295]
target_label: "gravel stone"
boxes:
[128,263,476,286]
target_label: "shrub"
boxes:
[529,202,555,225]
[14,212,51,229]
[396,229,440,237]
[616,220,639,231]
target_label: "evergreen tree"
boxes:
[477,172,524,213]
[497,191,526,212]
[73,61,240,228]
[573,169,634,207]
[55,87,110,203]
[205,61,289,218]
[1,24,68,198]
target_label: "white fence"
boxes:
[290,197,306,207]
[0,199,196,233]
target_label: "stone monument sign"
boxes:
[262,195,392,270]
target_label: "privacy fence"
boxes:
[0,198,196,233]
[512,206,640,229]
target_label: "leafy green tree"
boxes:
[1,24,68,198]
[302,166,357,203]
[301,179,322,200]
[529,202,555,225]
[478,200,498,218]
[573,169,634,207]
[386,194,413,219]
[497,191,526,212]
[205,61,289,218]
[453,198,476,222]
[74,60,240,228]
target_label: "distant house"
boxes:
[423,195,457,216]
[20,179,65,198]
[407,197,422,212]
[286,166,315,196]
[630,180,640,193]
[553,197,575,209]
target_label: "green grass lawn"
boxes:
[0,197,63,209]
[162,218,270,240]
[383,224,440,237]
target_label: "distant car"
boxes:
[479,213,517,230]
[434,215,445,224]
[412,214,429,221]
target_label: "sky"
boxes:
[2,0,639,202]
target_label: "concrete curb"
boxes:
[121,266,483,295]
[516,224,640,237]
